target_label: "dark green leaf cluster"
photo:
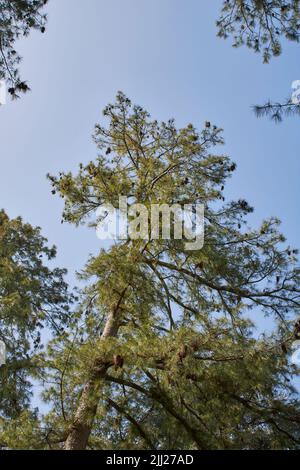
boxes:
[217,1,300,62]
[0,210,71,420]
[0,0,48,97]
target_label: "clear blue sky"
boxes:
[0,0,299,287]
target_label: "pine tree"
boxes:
[37,93,300,450]
[217,0,300,63]
[254,97,300,122]
[0,0,48,98]
[216,1,300,121]
[0,210,70,430]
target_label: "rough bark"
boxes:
[64,311,120,450]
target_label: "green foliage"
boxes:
[254,98,300,122]
[217,0,300,62]
[0,0,48,97]
[0,410,46,449]
[0,210,70,421]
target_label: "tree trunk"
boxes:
[64,312,120,450]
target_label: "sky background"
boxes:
[0,0,299,329]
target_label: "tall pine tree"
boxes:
[37,93,300,450]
